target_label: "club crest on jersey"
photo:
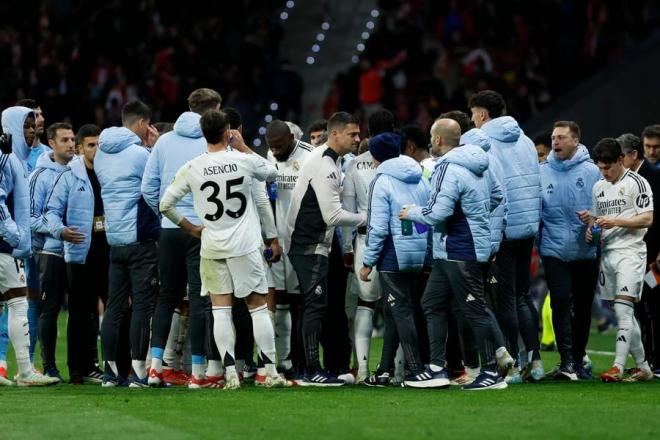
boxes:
[636,193,650,208]
[576,177,584,189]
[618,187,625,196]
[293,160,300,171]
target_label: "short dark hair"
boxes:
[439,110,472,134]
[153,122,174,135]
[200,110,229,144]
[553,120,581,140]
[327,112,359,133]
[46,122,73,140]
[468,90,506,118]
[641,124,660,140]
[16,99,39,109]
[617,133,643,157]
[592,138,623,164]
[400,125,429,151]
[223,107,242,130]
[75,124,100,145]
[121,101,152,127]
[533,132,552,148]
[188,88,222,114]
[307,119,327,134]
[368,109,395,137]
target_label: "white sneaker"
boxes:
[0,375,14,386]
[264,374,293,388]
[338,372,355,385]
[496,349,515,376]
[224,370,241,390]
[17,370,60,387]
[356,369,368,384]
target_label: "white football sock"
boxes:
[274,304,292,368]
[163,309,181,369]
[132,360,146,379]
[250,305,277,374]
[207,360,224,377]
[192,363,205,379]
[354,306,374,374]
[212,306,235,367]
[629,314,650,370]
[614,299,635,370]
[7,297,33,375]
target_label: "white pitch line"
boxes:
[586,349,616,356]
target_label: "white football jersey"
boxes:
[341,151,377,251]
[160,150,277,259]
[591,169,653,253]
[267,140,313,240]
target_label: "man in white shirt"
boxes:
[581,138,654,382]
[265,120,313,375]
[286,112,366,386]
[160,110,290,389]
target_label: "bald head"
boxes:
[430,118,461,157]
[266,119,291,138]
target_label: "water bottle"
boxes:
[263,248,274,260]
[401,204,414,236]
[267,181,278,200]
[590,224,601,246]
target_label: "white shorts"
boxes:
[598,250,645,302]
[352,234,382,302]
[0,254,26,294]
[200,249,268,298]
[267,254,300,293]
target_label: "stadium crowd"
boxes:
[0,85,657,390]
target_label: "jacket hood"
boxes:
[35,150,69,172]
[481,116,521,144]
[460,128,491,152]
[99,127,141,154]
[68,156,89,181]
[173,112,203,138]
[547,144,592,171]
[440,144,489,177]
[1,106,33,161]
[376,155,422,183]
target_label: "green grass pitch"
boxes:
[1,313,659,439]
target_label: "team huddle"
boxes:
[0,88,657,390]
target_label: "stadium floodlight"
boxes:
[321,22,330,31]
[286,1,295,8]
[306,56,315,64]
[312,44,320,53]
[316,33,325,42]
[280,11,288,20]
[270,102,279,111]
[370,9,380,18]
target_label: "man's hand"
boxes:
[585,226,593,244]
[188,225,204,239]
[229,130,252,154]
[343,252,354,271]
[267,238,282,263]
[61,227,85,244]
[399,206,412,220]
[656,252,660,269]
[359,266,372,282]
[576,210,592,224]
[596,217,618,230]
[146,125,160,148]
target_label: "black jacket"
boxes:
[638,160,660,262]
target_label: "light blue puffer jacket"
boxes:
[408,144,503,263]
[0,106,33,258]
[363,155,431,271]
[539,145,601,261]
[95,127,160,246]
[481,116,540,240]
[29,151,69,254]
[27,142,52,173]
[461,128,508,257]
[44,157,95,264]
[142,111,206,227]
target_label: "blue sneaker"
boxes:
[462,371,507,391]
[551,362,577,381]
[403,368,450,389]
[297,370,345,387]
[575,363,593,380]
[44,367,64,384]
[653,368,660,379]
[102,371,125,388]
[128,373,149,388]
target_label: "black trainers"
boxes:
[364,371,391,387]
[552,362,578,381]
[403,368,450,389]
[462,371,507,391]
[83,367,104,384]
